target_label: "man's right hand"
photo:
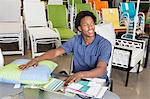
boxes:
[19,58,38,70]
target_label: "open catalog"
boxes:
[65,78,108,98]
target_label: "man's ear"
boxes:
[78,26,81,31]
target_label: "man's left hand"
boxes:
[64,72,84,86]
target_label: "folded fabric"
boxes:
[0,59,58,85]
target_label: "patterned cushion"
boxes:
[0,59,58,85]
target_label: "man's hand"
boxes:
[19,58,38,70]
[64,72,84,86]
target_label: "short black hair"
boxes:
[75,11,96,30]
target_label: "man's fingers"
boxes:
[19,64,29,70]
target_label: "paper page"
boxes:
[96,87,108,98]
[67,83,83,90]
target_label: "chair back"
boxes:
[69,0,82,5]
[47,5,68,28]
[23,2,47,27]
[95,23,116,78]
[75,3,100,24]
[93,0,108,12]
[75,3,92,14]
[119,2,136,19]
[102,8,120,29]
[0,49,4,67]
[0,0,21,22]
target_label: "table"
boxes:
[0,83,120,99]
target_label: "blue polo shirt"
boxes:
[61,34,112,78]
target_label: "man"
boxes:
[19,11,112,86]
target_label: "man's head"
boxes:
[75,11,96,37]
[75,11,96,31]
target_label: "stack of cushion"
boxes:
[0,59,58,85]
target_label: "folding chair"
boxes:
[23,2,61,58]
[119,2,145,36]
[102,8,128,32]
[47,5,76,42]
[0,0,24,55]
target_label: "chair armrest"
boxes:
[48,20,53,29]
[115,39,145,49]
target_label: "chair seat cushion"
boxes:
[0,22,21,33]
[28,27,59,39]
[56,28,76,40]
[131,48,144,67]
[0,59,58,85]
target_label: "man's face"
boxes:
[78,16,95,37]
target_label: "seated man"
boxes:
[19,11,112,86]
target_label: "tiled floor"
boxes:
[3,49,150,99]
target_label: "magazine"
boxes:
[65,79,108,98]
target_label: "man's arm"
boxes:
[64,60,107,85]
[19,47,65,70]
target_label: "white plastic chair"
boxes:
[95,23,116,79]
[95,23,116,91]
[23,2,61,58]
[0,0,24,55]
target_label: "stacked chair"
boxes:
[0,0,24,55]
[23,1,61,58]
[119,2,145,39]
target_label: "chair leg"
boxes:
[125,70,130,87]
[110,79,113,91]
[137,61,141,74]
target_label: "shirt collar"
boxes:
[80,33,99,46]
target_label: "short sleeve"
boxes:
[98,40,112,64]
[61,37,76,54]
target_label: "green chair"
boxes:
[146,14,150,24]
[47,5,76,41]
[69,0,82,5]
[75,3,100,24]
